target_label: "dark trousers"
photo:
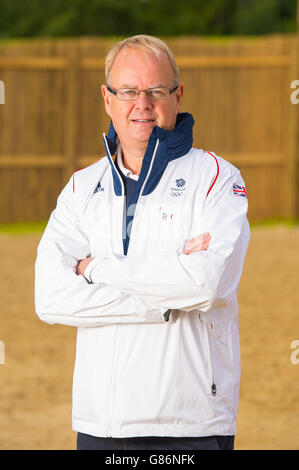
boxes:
[77,432,234,450]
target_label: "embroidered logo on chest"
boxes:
[170,178,186,197]
[94,181,104,193]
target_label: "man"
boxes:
[35,35,250,451]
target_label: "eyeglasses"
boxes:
[106,84,179,101]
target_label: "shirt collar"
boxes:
[116,143,139,181]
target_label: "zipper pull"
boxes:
[164,309,171,322]
[212,383,217,396]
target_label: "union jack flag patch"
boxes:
[233,183,247,198]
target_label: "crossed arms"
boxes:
[76,232,211,276]
[35,169,249,328]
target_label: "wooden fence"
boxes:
[0,35,298,223]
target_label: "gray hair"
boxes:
[105,35,179,84]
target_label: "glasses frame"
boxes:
[106,84,179,101]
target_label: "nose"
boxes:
[135,91,153,109]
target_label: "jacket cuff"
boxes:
[84,256,106,283]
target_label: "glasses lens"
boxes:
[117,89,139,100]
[147,88,169,100]
[117,87,172,101]
[115,86,176,101]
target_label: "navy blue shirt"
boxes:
[114,158,138,256]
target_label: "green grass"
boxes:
[0,33,285,47]
[0,217,298,235]
[249,217,299,228]
[0,221,47,234]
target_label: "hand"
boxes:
[183,232,211,255]
[76,257,94,276]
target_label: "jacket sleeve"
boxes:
[34,178,171,327]
[83,166,250,313]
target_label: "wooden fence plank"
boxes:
[0,156,64,167]
[0,57,68,70]
[176,56,291,68]
[0,36,296,223]
[287,34,299,219]
[0,153,284,169]
[63,50,80,182]
[80,56,290,70]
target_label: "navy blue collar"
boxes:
[103,112,194,196]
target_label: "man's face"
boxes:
[101,47,183,151]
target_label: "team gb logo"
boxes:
[171,178,186,197]
[176,178,185,188]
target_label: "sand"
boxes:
[0,225,298,450]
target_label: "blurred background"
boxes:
[0,0,299,450]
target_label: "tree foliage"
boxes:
[0,0,297,38]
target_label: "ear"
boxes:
[101,84,112,118]
[175,83,184,111]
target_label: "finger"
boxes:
[196,232,211,243]
[184,233,212,252]
[189,240,207,251]
[183,240,210,254]
[186,233,211,246]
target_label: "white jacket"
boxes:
[35,113,250,438]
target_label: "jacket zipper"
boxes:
[102,136,126,436]
[102,137,160,434]
[206,322,217,397]
[129,139,171,323]
[102,135,126,253]
[127,139,160,255]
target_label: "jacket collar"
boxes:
[103,112,194,196]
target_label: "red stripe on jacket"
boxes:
[206,152,219,197]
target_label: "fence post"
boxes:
[0,80,4,104]
[288,34,299,220]
[0,340,5,364]
[64,49,80,183]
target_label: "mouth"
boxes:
[131,119,155,124]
